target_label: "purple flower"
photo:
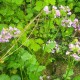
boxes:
[0,27,21,43]
[71,54,80,61]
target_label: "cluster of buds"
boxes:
[61,18,80,30]
[46,40,59,53]
[66,39,80,61]
[51,41,59,53]
[61,19,72,27]
[0,27,21,43]
[59,5,71,15]
[43,5,80,31]
[43,5,71,18]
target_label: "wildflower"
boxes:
[39,76,43,80]
[61,19,72,27]
[68,19,72,27]
[69,43,75,51]
[66,51,70,55]
[59,5,65,10]
[52,50,55,53]
[43,6,50,14]
[74,18,78,23]
[47,76,51,79]
[71,54,80,61]
[66,6,70,12]
[0,27,20,43]
[55,10,60,17]
[67,12,71,15]
[52,6,57,10]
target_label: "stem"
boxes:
[0,11,42,60]
[0,16,40,61]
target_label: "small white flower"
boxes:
[66,51,70,55]
[52,50,55,53]
[39,76,43,80]
[69,43,75,50]
[67,12,71,15]
[59,5,65,10]
[52,6,57,10]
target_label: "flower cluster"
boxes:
[59,5,71,15]
[61,18,80,30]
[43,5,71,17]
[66,39,80,61]
[51,41,59,53]
[61,19,72,27]
[0,27,21,43]
[46,40,59,53]
[43,6,50,14]
[43,5,80,31]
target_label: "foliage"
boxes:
[0,0,80,80]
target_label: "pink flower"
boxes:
[0,27,21,43]
[43,6,50,14]
[55,10,60,17]
[74,18,78,23]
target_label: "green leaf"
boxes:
[12,0,23,5]
[0,74,10,80]
[44,41,56,53]
[44,0,56,5]
[74,7,80,12]
[0,24,7,30]
[63,69,74,78]
[70,14,75,21]
[30,42,41,51]
[35,39,44,44]
[21,51,32,61]
[37,66,45,72]
[8,61,20,69]
[11,75,21,80]
[26,13,33,19]
[73,75,80,80]
[34,1,44,11]
[65,27,74,36]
